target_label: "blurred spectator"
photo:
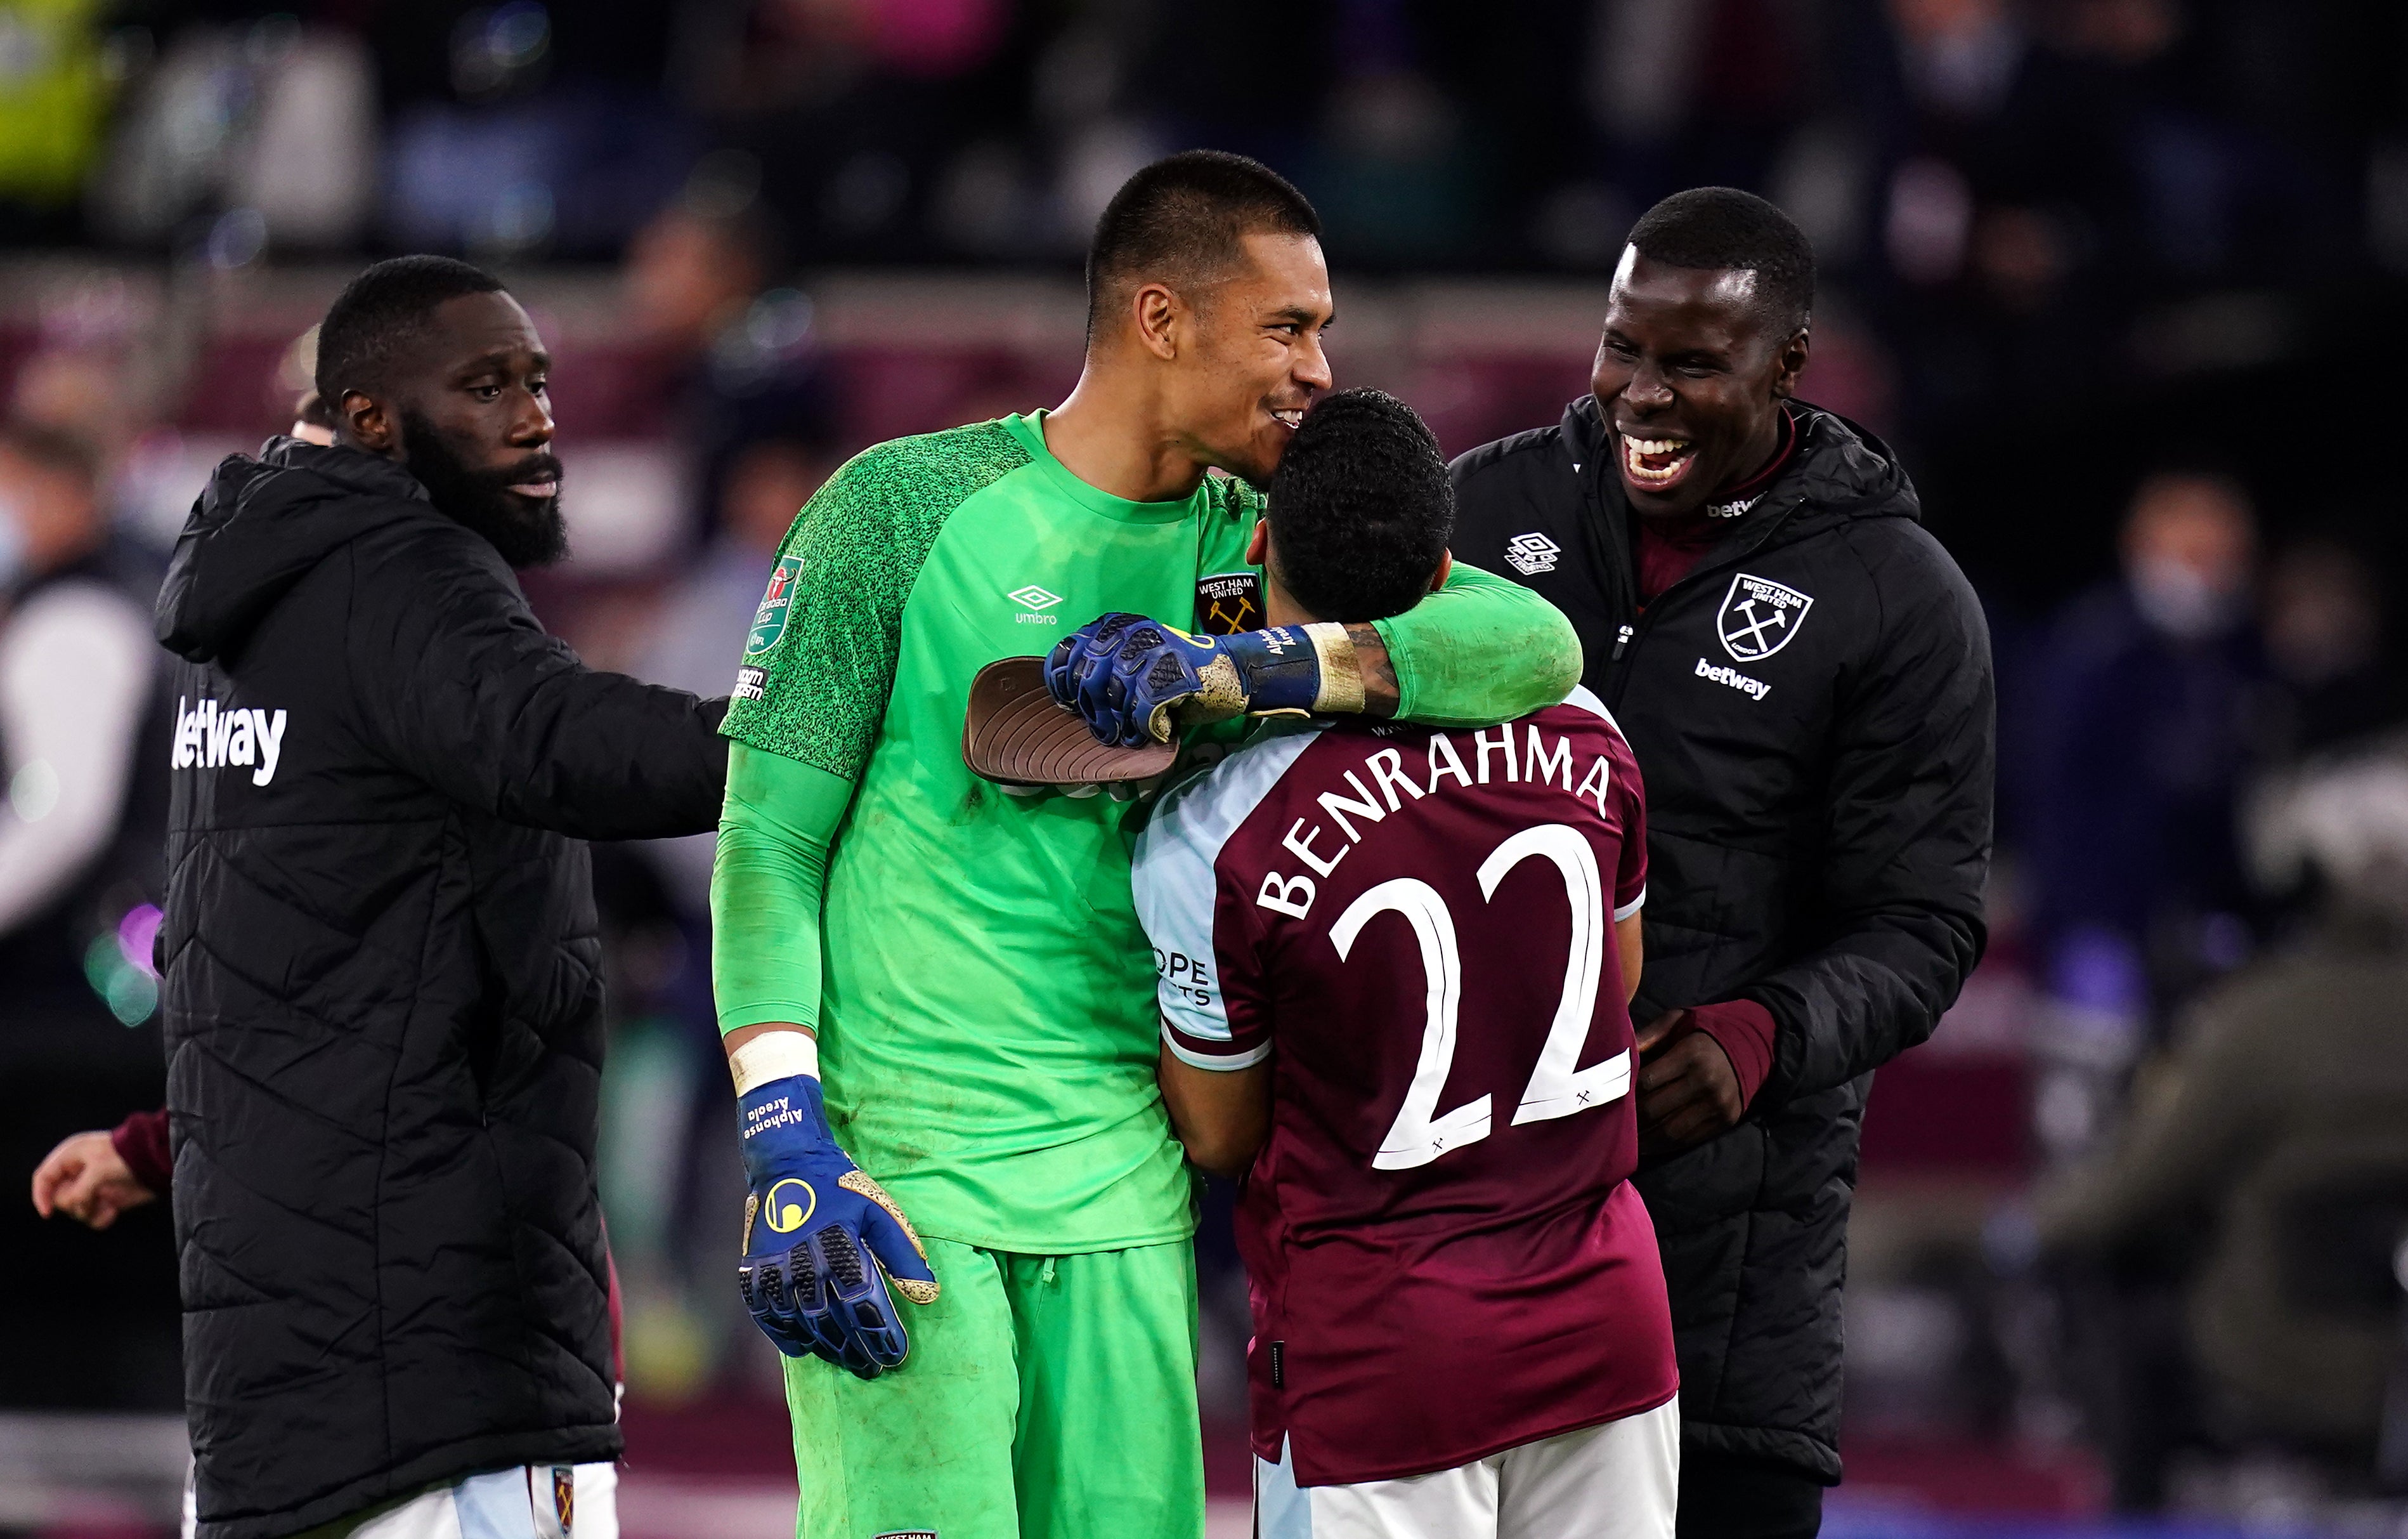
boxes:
[679,0,1010,263]
[625,162,776,365]
[0,0,112,235]
[2262,538,2398,758]
[2040,756,2408,1505]
[618,170,836,540]
[636,433,833,912]
[11,346,129,468]
[89,20,378,252]
[2028,470,2265,1031]
[0,420,165,1016]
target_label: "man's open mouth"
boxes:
[1619,433,1697,492]
[1268,407,1305,432]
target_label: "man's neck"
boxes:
[1044,360,1211,504]
[1714,409,1791,502]
[1264,594,1314,630]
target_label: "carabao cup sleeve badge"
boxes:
[746,556,805,658]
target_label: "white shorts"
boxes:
[184,1462,618,1539]
[1256,1399,1679,1539]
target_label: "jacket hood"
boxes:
[1561,393,1920,539]
[156,438,443,664]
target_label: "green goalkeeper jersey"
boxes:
[716,410,1578,1253]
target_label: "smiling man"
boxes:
[156,256,729,1539]
[711,152,1577,1539]
[1450,189,1995,1539]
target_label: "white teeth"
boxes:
[1271,410,1303,428]
[1620,436,1693,485]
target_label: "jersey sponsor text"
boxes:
[171,696,289,786]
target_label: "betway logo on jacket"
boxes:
[172,697,289,787]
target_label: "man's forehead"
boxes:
[410,290,545,368]
[1227,230,1331,311]
[1607,246,1760,317]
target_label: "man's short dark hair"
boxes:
[1627,187,1814,334]
[1264,389,1452,625]
[1086,150,1320,339]
[315,256,507,406]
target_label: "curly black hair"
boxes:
[1263,388,1453,625]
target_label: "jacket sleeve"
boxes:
[1747,538,1995,1101]
[349,526,729,839]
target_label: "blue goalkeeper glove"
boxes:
[736,1068,937,1379]
[1045,613,1363,747]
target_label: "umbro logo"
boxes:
[1503,532,1561,576]
[1008,584,1063,625]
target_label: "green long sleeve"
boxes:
[1374,558,1584,725]
[710,740,857,1035]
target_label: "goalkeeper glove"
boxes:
[734,1037,937,1379]
[1045,613,1366,747]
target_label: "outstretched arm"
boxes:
[1359,559,1584,724]
[1053,560,1584,745]
[353,525,727,840]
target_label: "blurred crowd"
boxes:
[6,0,2408,1524]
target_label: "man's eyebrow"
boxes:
[1265,305,1329,325]
[454,347,549,376]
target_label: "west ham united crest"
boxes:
[1717,573,1813,662]
[1194,570,1264,635]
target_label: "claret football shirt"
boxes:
[1132,688,1678,1486]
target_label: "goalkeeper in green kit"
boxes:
[710,150,1582,1539]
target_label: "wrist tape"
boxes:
[730,1030,820,1096]
[1301,622,1365,714]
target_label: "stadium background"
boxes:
[4,0,2408,1533]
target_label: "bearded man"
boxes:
[155,256,727,1539]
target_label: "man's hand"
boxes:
[1634,1009,1745,1161]
[30,1130,156,1230]
[1046,613,1360,746]
[736,1061,937,1379]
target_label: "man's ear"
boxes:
[1245,518,1268,566]
[1769,327,1811,400]
[1131,280,1184,363]
[342,389,398,455]
[1429,549,1453,593]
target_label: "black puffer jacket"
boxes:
[156,440,727,1539]
[1451,398,1993,1481]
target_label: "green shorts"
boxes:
[783,1236,1202,1539]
